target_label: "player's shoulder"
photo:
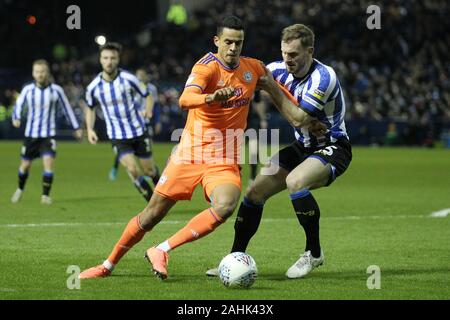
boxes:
[86,73,102,91]
[311,59,337,81]
[21,82,35,92]
[120,69,139,82]
[50,83,64,92]
[266,60,285,72]
[195,52,216,67]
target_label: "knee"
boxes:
[245,185,266,206]
[286,173,308,193]
[213,198,238,220]
[126,165,139,178]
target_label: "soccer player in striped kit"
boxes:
[84,43,159,201]
[11,59,82,204]
[108,68,162,183]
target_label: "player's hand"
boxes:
[87,129,98,145]
[307,120,328,136]
[142,109,153,119]
[257,65,277,92]
[154,122,162,135]
[74,129,83,141]
[207,86,235,103]
[12,120,21,128]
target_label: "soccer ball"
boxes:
[218,252,258,288]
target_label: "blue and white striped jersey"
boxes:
[267,59,348,148]
[85,69,149,140]
[12,82,80,138]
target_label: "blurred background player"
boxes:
[206,24,351,279]
[84,43,159,201]
[11,59,82,204]
[108,68,162,184]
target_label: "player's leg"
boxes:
[139,157,161,186]
[231,165,288,253]
[136,135,161,186]
[40,138,57,204]
[41,155,55,204]
[79,160,199,280]
[12,138,37,203]
[108,154,120,181]
[11,159,32,203]
[79,193,176,279]
[120,153,153,201]
[285,140,352,278]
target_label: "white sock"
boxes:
[156,240,171,253]
[102,260,115,272]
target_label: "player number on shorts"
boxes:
[317,146,337,156]
[145,139,151,153]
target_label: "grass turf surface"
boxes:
[0,141,449,300]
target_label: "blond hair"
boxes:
[281,24,315,48]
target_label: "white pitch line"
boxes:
[0,214,432,229]
[430,208,450,218]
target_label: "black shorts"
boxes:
[270,138,352,186]
[21,137,57,160]
[112,134,152,160]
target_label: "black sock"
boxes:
[18,169,29,190]
[42,172,54,196]
[151,166,161,185]
[230,197,264,253]
[135,176,153,201]
[290,189,321,258]
[250,164,257,180]
[113,155,120,170]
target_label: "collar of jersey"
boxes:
[209,52,240,71]
[34,81,52,90]
[100,69,121,83]
[292,59,318,83]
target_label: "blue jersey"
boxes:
[268,59,348,148]
[85,69,149,140]
[13,82,80,138]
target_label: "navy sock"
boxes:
[290,189,321,258]
[42,171,54,196]
[18,169,29,190]
[231,197,264,253]
[135,176,153,201]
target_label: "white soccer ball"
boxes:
[218,252,258,288]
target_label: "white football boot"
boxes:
[41,195,53,205]
[11,189,23,204]
[285,250,324,279]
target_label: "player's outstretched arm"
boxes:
[257,72,309,128]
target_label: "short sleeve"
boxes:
[184,64,212,93]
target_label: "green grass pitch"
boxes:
[0,141,449,300]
